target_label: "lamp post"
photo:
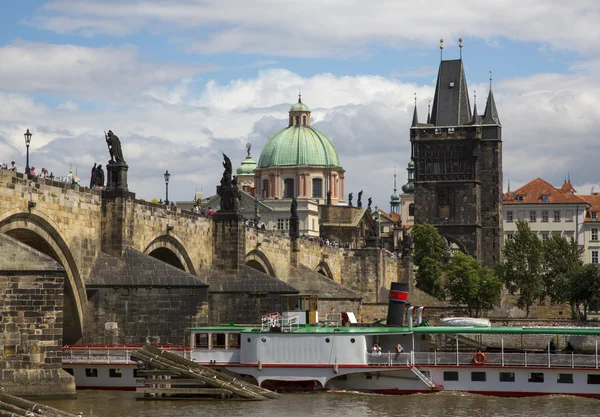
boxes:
[164,170,170,205]
[24,129,32,178]
[375,205,382,248]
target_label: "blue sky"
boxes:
[1,0,599,207]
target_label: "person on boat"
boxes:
[372,343,382,355]
[294,304,301,311]
[550,340,557,354]
[564,341,575,352]
[396,344,405,353]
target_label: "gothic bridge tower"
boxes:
[410,43,502,267]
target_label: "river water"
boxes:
[42,390,599,417]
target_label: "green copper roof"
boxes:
[236,156,257,175]
[290,100,310,112]
[390,193,400,202]
[257,126,341,169]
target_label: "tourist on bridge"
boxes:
[9,161,17,171]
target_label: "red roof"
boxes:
[560,181,577,194]
[503,178,586,205]
[579,194,600,222]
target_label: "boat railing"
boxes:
[260,312,300,332]
[62,347,191,363]
[365,351,600,369]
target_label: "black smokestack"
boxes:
[386,282,408,326]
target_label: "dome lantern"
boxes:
[289,92,311,127]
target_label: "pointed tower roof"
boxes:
[482,73,501,126]
[471,90,480,125]
[429,59,472,126]
[427,100,431,124]
[411,97,419,127]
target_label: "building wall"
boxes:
[582,223,600,264]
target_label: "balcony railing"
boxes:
[366,351,600,369]
[62,347,190,363]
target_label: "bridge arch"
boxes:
[0,212,85,344]
[245,249,276,277]
[315,261,334,279]
[144,233,196,274]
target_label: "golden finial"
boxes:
[489,71,492,89]
[298,88,302,103]
[439,38,444,61]
[414,92,417,105]
[459,37,463,59]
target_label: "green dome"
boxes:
[402,181,414,194]
[236,156,257,175]
[408,160,415,168]
[290,100,310,112]
[258,126,340,169]
[390,192,400,202]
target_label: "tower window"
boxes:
[409,204,415,217]
[312,178,323,198]
[262,179,269,198]
[284,179,295,198]
[303,115,307,125]
[295,115,299,126]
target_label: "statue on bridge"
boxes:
[105,130,126,164]
[90,163,105,188]
[367,197,372,211]
[291,196,298,218]
[217,153,240,212]
[90,163,97,188]
[348,192,353,207]
[357,189,363,208]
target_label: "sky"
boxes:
[1,0,599,209]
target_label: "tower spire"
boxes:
[439,39,444,61]
[393,165,397,193]
[507,178,510,193]
[427,100,431,124]
[482,70,501,125]
[471,90,478,125]
[411,93,419,127]
[459,37,463,59]
[298,89,302,103]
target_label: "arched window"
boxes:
[284,179,294,198]
[302,115,307,125]
[262,179,269,198]
[295,115,300,126]
[409,203,415,217]
[289,115,292,126]
[312,178,323,198]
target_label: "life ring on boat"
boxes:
[473,351,487,365]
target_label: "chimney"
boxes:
[386,282,408,326]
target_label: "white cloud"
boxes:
[35,0,600,57]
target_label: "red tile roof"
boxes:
[579,194,600,222]
[561,181,577,194]
[503,178,586,205]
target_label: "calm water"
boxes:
[42,390,599,417]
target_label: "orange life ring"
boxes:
[473,351,487,365]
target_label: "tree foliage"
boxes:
[542,235,583,303]
[445,252,502,317]
[570,264,600,320]
[496,220,544,317]
[411,223,445,299]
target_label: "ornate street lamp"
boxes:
[164,170,170,205]
[24,129,32,178]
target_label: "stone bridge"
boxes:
[0,169,411,346]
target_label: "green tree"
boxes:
[496,220,544,317]
[571,264,600,320]
[445,252,502,317]
[411,223,446,299]
[542,235,583,303]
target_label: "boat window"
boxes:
[212,333,227,349]
[194,333,209,349]
[133,369,145,378]
[558,373,573,384]
[499,372,515,382]
[228,333,241,349]
[471,372,486,382]
[443,371,459,381]
[528,372,544,383]
[350,338,355,343]
[85,368,98,378]
[109,368,122,378]
[587,374,600,384]
[63,368,74,376]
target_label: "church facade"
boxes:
[410,55,503,267]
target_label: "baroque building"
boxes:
[410,52,503,267]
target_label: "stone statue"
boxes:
[367,197,372,211]
[291,196,298,218]
[222,153,232,180]
[94,163,105,187]
[348,192,353,207]
[105,130,125,164]
[357,189,363,208]
[90,163,97,188]
[326,190,331,205]
[217,153,239,212]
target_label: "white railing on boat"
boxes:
[366,351,600,369]
[261,312,301,332]
[62,348,190,364]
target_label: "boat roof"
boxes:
[186,325,600,336]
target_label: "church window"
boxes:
[453,159,459,174]
[289,115,293,126]
[312,178,323,198]
[295,115,300,125]
[284,179,295,198]
[262,179,269,198]
[433,160,439,174]
[303,115,307,125]
[438,189,452,220]
[409,204,415,217]
[426,160,432,174]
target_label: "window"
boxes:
[566,210,573,221]
[228,333,241,349]
[277,218,289,231]
[506,234,514,241]
[295,115,299,125]
[499,372,515,382]
[302,115,307,125]
[471,372,486,382]
[528,372,544,383]
[542,194,549,203]
[557,373,573,384]
[443,371,459,381]
[507,211,513,222]
[592,251,599,264]
[529,211,537,222]
[541,232,549,242]
[211,333,227,349]
[592,228,598,241]
[262,179,269,198]
[64,368,74,376]
[134,369,145,378]
[85,368,98,378]
[409,204,415,217]
[592,211,598,220]
[312,178,323,198]
[109,368,122,378]
[554,210,561,222]
[542,210,549,222]
[587,374,600,384]
[284,178,295,198]
[517,195,524,202]
[194,333,209,349]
